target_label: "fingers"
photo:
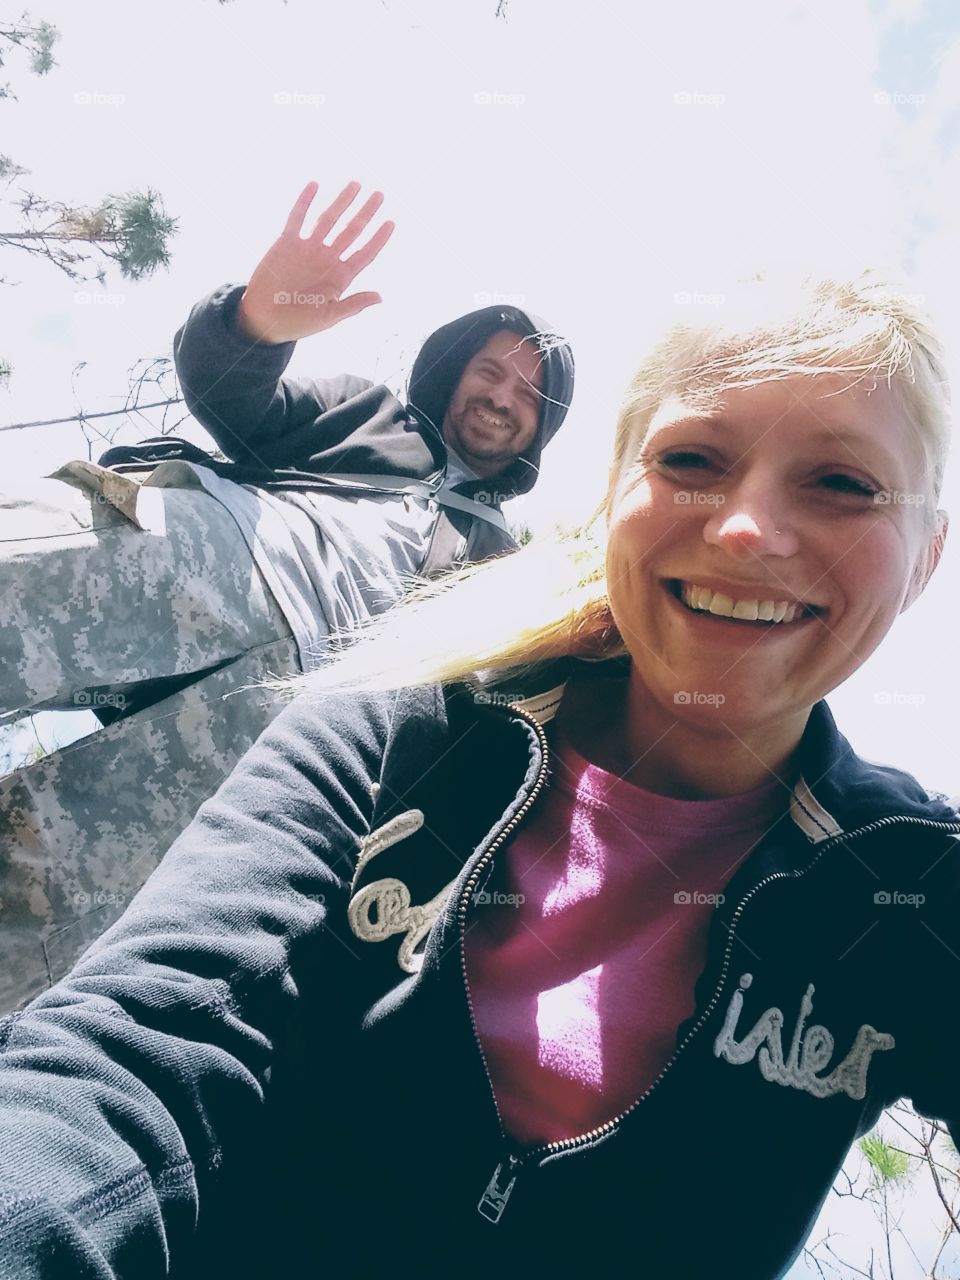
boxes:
[282,180,394,297]
[329,190,385,257]
[308,179,363,241]
[342,219,395,279]
[332,291,383,323]
[283,181,320,237]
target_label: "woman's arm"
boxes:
[0,689,391,1279]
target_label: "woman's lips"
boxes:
[661,578,819,639]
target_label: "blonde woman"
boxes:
[0,274,956,1280]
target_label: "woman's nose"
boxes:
[703,494,798,557]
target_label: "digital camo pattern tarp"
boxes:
[1,466,289,716]
[0,470,300,1011]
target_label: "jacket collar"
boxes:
[500,667,960,844]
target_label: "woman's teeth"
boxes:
[678,581,808,624]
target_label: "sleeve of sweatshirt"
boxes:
[172,281,372,470]
[0,688,393,1280]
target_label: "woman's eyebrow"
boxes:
[655,412,725,431]
[801,426,903,471]
[666,413,885,446]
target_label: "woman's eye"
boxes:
[652,454,880,499]
[819,474,879,497]
[658,451,715,470]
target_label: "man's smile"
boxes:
[470,404,514,432]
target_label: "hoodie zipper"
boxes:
[457,701,960,1224]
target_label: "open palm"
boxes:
[237,180,395,344]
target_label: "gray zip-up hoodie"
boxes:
[99,283,576,572]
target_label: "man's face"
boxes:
[441,330,544,478]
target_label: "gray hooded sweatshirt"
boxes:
[99,283,575,670]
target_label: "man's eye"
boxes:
[820,474,879,497]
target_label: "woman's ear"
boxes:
[901,508,949,612]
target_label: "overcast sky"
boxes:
[3,0,960,807]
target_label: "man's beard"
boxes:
[455,401,517,459]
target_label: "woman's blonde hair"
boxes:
[265,270,951,702]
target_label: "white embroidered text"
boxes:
[347,808,457,975]
[713,972,895,1100]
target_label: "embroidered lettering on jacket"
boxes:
[713,972,895,1100]
[347,807,458,975]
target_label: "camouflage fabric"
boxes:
[0,471,301,1012]
[1,468,290,716]
[0,638,299,1011]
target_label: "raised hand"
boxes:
[236,180,395,345]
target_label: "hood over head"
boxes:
[406,304,574,499]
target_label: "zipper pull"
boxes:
[478,1153,522,1223]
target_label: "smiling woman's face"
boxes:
[604,372,943,737]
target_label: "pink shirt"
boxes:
[463,721,788,1146]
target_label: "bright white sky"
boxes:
[3,0,960,808]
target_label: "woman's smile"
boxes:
[661,577,825,642]
[605,373,936,747]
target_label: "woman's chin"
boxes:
[662,684,791,730]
